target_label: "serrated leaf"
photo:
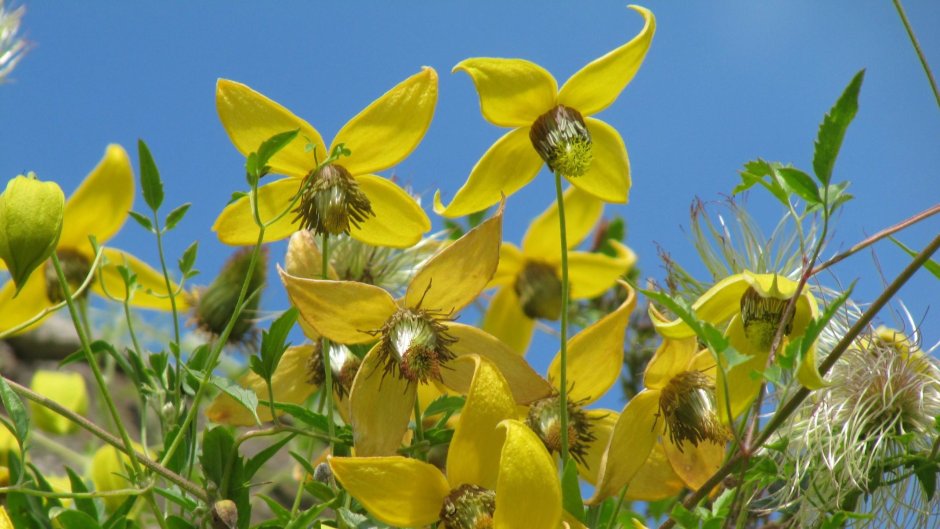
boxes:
[178,241,198,276]
[0,376,29,454]
[813,70,865,185]
[127,210,154,233]
[137,139,165,211]
[890,237,940,280]
[776,167,821,205]
[561,458,586,522]
[164,203,191,232]
[188,366,261,426]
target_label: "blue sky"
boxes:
[1,2,938,412]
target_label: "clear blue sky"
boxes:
[2,2,938,412]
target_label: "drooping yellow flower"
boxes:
[329,356,562,529]
[29,370,88,435]
[0,145,184,335]
[433,5,655,217]
[91,441,144,512]
[590,325,726,503]
[213,68,436,248]
[653,271,824,421]
[484,187,635,353]
[281,208,552,456]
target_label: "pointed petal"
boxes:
[578,409,618,485]
[482,287,535,355]
[216,79,325,178]
[652,273,750,339]
[349,346,417,456]
[59,145,133,251]
[0,274,51,335]
[212,179,300,246]
[285,230,338,279]
[643,334,700,390]
[557,5,656,115]
[405,207,501,314]
[206,345,317,426]
[567,241,636,299]
[624,442,685,501]
[490,243,523,289]
[523,186,604,260]
[329,456,449,527]
[796,342,827,390]
[349,174,431,249]
[454,58,557,127]
[334,68,438,175]
[494,419,562,529]
[95,248,187,311]
[443,322,553,404]
[663,438,725,491]
[447,356,517,491]
[588,389,660,504]
[280,269,397,344]
[549,281,635,403]
[567,118,630,204]
[433,127,542,218]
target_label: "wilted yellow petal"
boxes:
[349,346,416,456]
[481,287,535,355]
[58,145,133,251]
[29,370,87,435]
[95,248,188,311]
[522,186,603,261]
[663,437,725,491]
[433,127,543,218]
[557,5,655,115]
[454,58,557,127]
[566,118,630,204]
[447,356,517,491]
[494,420,562,529]
[334,68,438,176]
[280,269,397,344]
[216,79,325,178]
[350,174,431,249]
[567,241,636,299]
[212,178,300,246]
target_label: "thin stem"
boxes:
[320,233,337,447]
[150,212,183,410]
[553,172,571,465]
[0,484,152,500]
[892,0,940,109]
[607,486,629,529]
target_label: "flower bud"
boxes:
[0,174,65,293]
[190,247,267,346]
[29,370,87,435]
[211,499,238,529]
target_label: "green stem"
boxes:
[553,171,571,465]
[411,396,426,461]
[606,486,629,529]
[320,233,337,447]
[892,0,940,109]
[150,212,183,410]
[0,485,152,500]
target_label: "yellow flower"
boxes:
[653,271,824,421]
[213,68,436,247]
[483,187,635,353]
[29,370,88,435]
[433,5,655,217]
[329,356,562,529]
[0,145,184,335]
[91,441,143,511]
[590,325,726,503]
[281,208,552,455]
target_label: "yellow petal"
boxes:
[652,273,750,339]
[206,345,317,426]
[58,145,133,251]
[443,322,554,404]
[643,334,699,390]
[95,248,188,311]
[349,346,417,456]
[567,240,636,299]
[329,456,449,528]
[623,442,685,501]
[718,316,769,422]
[334,68,438,176]
[29,370,87,435]
[578,409,618,485]
[549,281,635,404]
[481,287,535,355]
[567,118,630,204]
[490,243,524,289]
[216,79,325,177]
[280,269,397,345]
[588,389,660,504]
[91,442,143,512]
[433,127,543,218]
[0,506,11,529]
[405,206,501,314]
[454,58,557,127]
[350,174,431,249]
[0,273,51,336]
[663,438,725,492]
[447,356,517,491]
[285,230,338,280]
[522,186,604,260]
[556,5,656,115]
[212,178,300,246]
[494,419,562,529]
[796,341,827,390]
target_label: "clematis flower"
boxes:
[483,186,635,353]
[29,370,87,435]
[0,145,183,335]
[433,5,655,217]
[281,208,552,456]
[653,271,824,421]
[329,356,562,529]
[213,68,436,248]
[590,322,726,503]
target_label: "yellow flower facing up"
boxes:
[281,208,552,456]
[0,145,184,335]
[433,5,655,218]
[484,187,635,353]
[653,271,824,421]
[329,356,562,529]
[213,68,437,248]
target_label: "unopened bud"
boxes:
[211,499,238,529]
[0,173,65,293]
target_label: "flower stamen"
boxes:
[439,483,496,529]
[375,308,456,384]
[293,163,374,236]
[529,105,593,177]
[513,261,562,320]
[658,370,728,450]
[740,286,795,351]
[526,394,597,465]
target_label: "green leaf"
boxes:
[256,129,300,171]
[284,504,330,529]
[244,433,296,479]
[912,457,938,500]
[127,210,155,233]
[178,241,198,276]
[813,70,865,185]
[734,159,789,205]
[776,167,821,205]
[0,375,29,454]
[154,486,198,511]
[890,237,940,280]
[255,308,298,380]
[166,517,198,529]
[183,365,261,425]
[200,426,236,488]
[66,466,98,520]
[274,403,333,435]
[53,510,102,529]
[423,395,465,418]
[102,496,138,529]
[164,203,191,232]
[288,450,318,478]
[595,216,626,258]
[561,458,586,522]
[137,139,165,211]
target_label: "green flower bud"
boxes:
[0,174,65,294]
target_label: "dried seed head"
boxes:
[293,163,374,236]
[190,247,267,346]
[43,248,91,303]
[377,308,456,384]
[440,483,496,529]
[305,342,360,399]
[529,105,593,177]
[513,260,563,320]
[740,286,794,351]
[526,394,597,465]
[658,370,729,450]
[210,499,238,529]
